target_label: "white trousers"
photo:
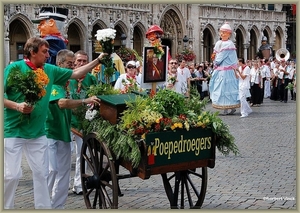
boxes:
[4,136,51,209]
[47,139,71,209]
[71,133,83,191]
[239,88,253,116]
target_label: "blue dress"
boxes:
[209,39,240,109]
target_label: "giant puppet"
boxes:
[32,6,69,65]
[145,25,171,62]
[258,36,273,60]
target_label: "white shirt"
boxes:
[278,65,285,79]
[175,67,191,95]
[114,73,140,91]
[250,67,260,84]
[262,65,271,78]
[239,65,251,89]
[287,65,295,80]
[270,61,276,70]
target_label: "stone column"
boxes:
[4,36,10,65]
[243,44,250,61]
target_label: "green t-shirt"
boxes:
[45,85,72,142]
[68,73,97,129]
[4,60,73,139]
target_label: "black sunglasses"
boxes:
[127,66,136,69]
[169,62,177,65]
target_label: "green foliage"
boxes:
[149,89,187,117]
[212,116,240,156]
[186,87,208,115]
[83,116,141,168]
[119,96,151,135]
[285,82,294,90]
[86,83,120,97]
[7,67,48,106]
[72,83,119,130]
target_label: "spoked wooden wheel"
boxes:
[80,133,118,209]
[161,167,207,209]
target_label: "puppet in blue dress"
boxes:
[209,22,240,115]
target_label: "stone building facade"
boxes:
[4,4,287,65]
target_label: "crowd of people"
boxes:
[185,56,296,113]
[3,9,296,209]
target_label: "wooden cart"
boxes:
[75,93,216,209]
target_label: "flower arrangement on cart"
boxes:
[77,86,239,168]
[76,27,239,168]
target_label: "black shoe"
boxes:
[228,109,236,115]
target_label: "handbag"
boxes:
[202,81,208,92]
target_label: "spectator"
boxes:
[250,60,262,106]
[260,58,271,102]
[195,63,209,100]
[293,66,296,101]
[287,60,296,100]
[114,60,141,93]
[188,62,198,89]
[270,61,280,101]
[278,59,289,103]
[165,58,178,91]
[176,59,191,97]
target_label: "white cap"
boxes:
[126,60,136,67]
[220,22,232,33]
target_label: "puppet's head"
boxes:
[146,25,164,46]
[219,22,232,41]
[32,7,68,37]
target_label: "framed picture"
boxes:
[142,46,168,83]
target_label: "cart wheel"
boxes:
[80,133,118,209]
[161,167,207,209]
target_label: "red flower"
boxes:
[176,49,196,62]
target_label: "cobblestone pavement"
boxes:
[13,97,297,210]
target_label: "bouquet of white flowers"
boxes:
[95,28,116,54]
[95,28,117,83]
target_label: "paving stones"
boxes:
[13,98,296,209]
